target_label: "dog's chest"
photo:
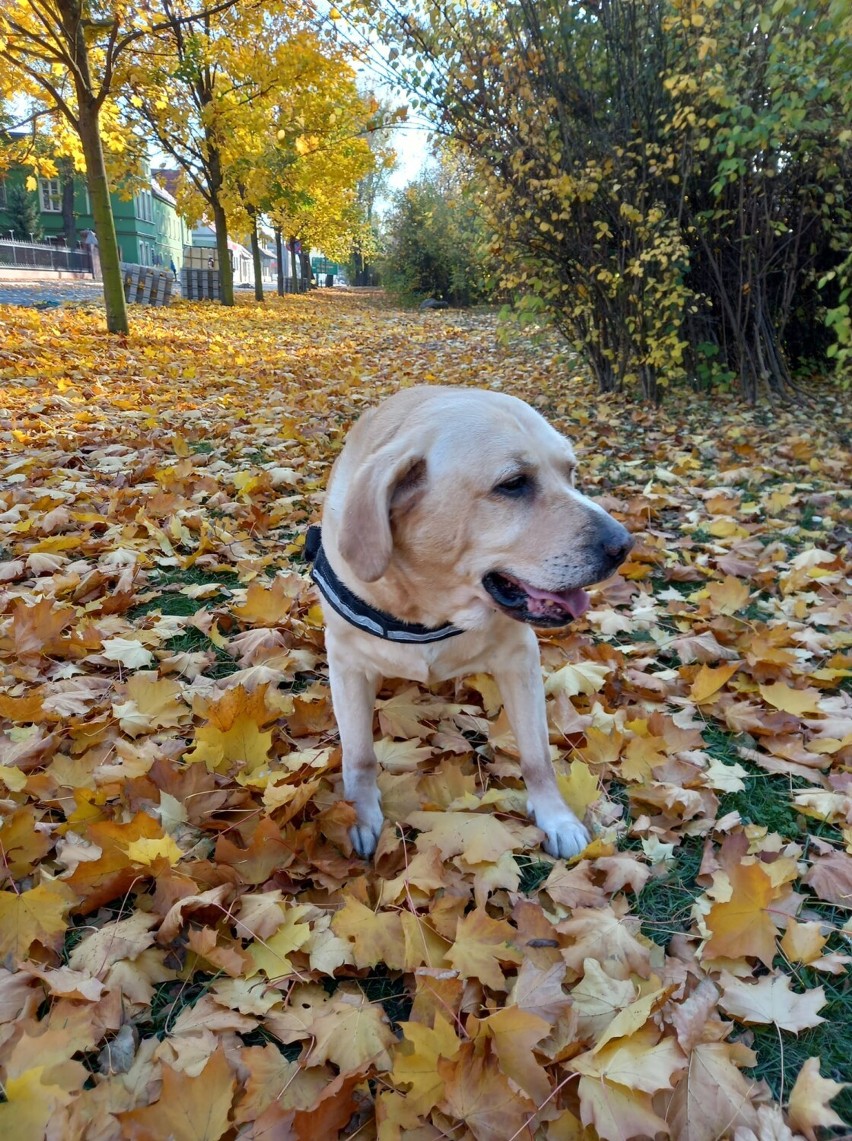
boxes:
[329,619,503,686]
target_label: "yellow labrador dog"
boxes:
[308,386,632,860]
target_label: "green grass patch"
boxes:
[146,971,223,1039]
[705,724,841,845]
[148,567,241,590]
[130,566,239,620]
[163,626,243,678]
[634,836,705,948]
[357,965,413,1030]
[738,959,852,1126]
[515,854,553,895]
[238,1026,302,1060]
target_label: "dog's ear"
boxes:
[339,446,426,582]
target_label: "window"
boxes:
[39,178,62,212]
[135,191,153,222]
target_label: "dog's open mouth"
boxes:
[483,571,591,627]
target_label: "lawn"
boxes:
[0,290,850,1140]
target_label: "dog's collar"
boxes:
[305,525,463,644]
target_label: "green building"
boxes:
[0,158,190,269]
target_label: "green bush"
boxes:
[376,0,852,402]
[380,158,494,307]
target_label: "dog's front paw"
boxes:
[529,803,590,861]
[349,795,384,859]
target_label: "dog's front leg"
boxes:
[327,655,383,857]
[493,642,590,861]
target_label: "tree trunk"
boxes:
[53,0,127,334]
[248,209,263,302]
[274,226,284,295]
[288,236,298,283]
[210,197,234,306]
[206,146,234,306]
[77,100,128,335]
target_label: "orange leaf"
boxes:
[118,1046,235,1140]
[689,661,741,703]
[437,1041,536,1141]
[66,811,164,912]
[703,862,784,966]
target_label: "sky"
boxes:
[386,122,434,191]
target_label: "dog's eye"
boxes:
[494,473,532,497]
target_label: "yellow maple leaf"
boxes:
[718,972,826,1031]
[0,1068,72,1137]
[116,673,188,737]
[231,575,299,625]
[437,1041,536,1138]
[699,575,751,614]
[481,1005,553,1103]
[117,1047,235,1139]
[391,1015,461,1114]
[668,1040,759,1138]
[184,684,275,773]
[759,681,823,716]
[407,811,522,864]
[593,984,670,1052]
[545,660,611,697]
[331,894,405,969]
[573,1023,685,1091]
[571,957,637,1039]
[575,1071,670,1141]
[559,906,653,980]
[247,905,312,980]
[788,1057,849,1141]
[446,907,522,991]
[308,990,396,1071]
[557,759,600,816]
[780,919,829,965]
[125,835,184,866]
[0,881,77,959]
[100,636,154,669]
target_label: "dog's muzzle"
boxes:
[483,517,633,628]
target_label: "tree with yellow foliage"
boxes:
[0,0,241,334]
[235,65,384,291]
[125,1,343,307]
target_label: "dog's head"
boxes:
[328,386,632,628]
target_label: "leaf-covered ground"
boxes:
[0,291,850,1140]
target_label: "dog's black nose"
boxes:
[599,519,633,565]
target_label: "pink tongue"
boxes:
[523,583,591,619]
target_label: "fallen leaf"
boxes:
[718,972,826,1031]
[787,1056,848,1141]
[117,1045,235,1139]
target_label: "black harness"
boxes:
[305,525,463,644]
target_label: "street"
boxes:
[0,279,106,307]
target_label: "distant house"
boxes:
[0,145,191,270]
[188,221,276,287]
